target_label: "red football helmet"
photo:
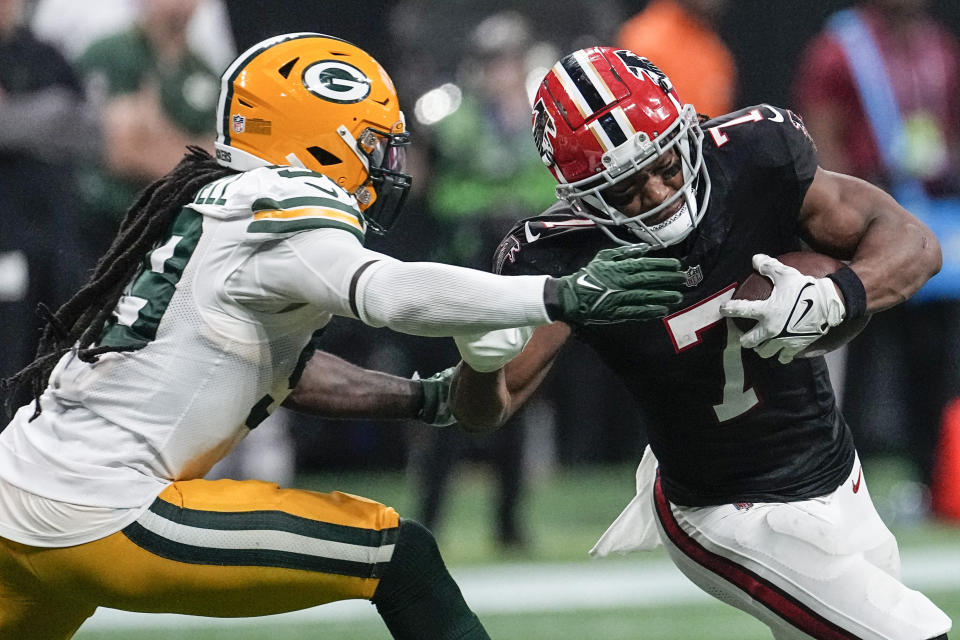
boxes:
[531,47,710,249]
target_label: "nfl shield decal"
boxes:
[232,114,246,133]
[684,264,703,288]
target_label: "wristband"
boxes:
[827,265,867,320]
[543,278,562,320]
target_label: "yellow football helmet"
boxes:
[215,33,411,232]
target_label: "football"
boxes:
[731,251,871,358]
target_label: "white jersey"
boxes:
[0,165,552,546]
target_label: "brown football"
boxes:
[731,251,871,358]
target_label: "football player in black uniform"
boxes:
[450,47,951,639]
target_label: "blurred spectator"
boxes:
[426,11,557,268]
[387,0,623,101]
[0,0,99,402]
[409,11,559,551]
[617,0,736,117]
[73,0,221,258]
[793,0,960,509]
[31,0,235,72]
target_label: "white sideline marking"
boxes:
[76,547,960,634]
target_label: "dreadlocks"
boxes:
[2,146,236,419]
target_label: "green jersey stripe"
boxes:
[99,208,204,349]
[251,195,357,214]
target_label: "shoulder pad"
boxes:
[494,203,599,275]
[702,104,817,178]
[703,105,815,154]
[189,166,365,242]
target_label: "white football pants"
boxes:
[653,457,951,639]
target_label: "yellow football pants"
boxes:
[0,478,400,639]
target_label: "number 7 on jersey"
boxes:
[663,285,759,422]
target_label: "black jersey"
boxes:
[495,105,855,507]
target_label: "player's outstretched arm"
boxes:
[284,351,454,427]
[354,245,687,335]
[270,232,689,336]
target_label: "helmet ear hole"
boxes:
[307,146,342,166]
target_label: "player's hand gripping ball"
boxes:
[722,252,871,362]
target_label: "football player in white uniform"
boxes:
[0,34,689,639]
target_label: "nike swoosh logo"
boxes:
[791,298,814,328]
[524,221,541,243]
[852,467,862,493]
[576,274,604,291]
[782,283,819,335]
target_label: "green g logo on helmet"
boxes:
[302,60,371,103]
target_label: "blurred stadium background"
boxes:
[3,0,960,638]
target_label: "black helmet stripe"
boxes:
[559,53,607,114]
[597,112,628,147]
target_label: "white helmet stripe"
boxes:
[587,119,616,153]
[610,107,636,137]
[551,63,591,119]
[572,49,616,105]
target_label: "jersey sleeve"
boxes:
[704,105,819,232]
[494,206,607,278]
[762,105,817,193]
[189,166,367,242]
[227,228,384,318]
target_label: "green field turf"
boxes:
[74,457,960,639]
[78,591,960,640]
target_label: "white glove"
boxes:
[720,254,846,364]
[454,326,535,372]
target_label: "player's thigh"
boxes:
[654,482,950,639]
[0,536,96,640]
[25,479,401,617]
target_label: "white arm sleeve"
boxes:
[355,259,551,336]
[234,228,552,336]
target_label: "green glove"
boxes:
[547,247,686,325]
[416,366,456,427]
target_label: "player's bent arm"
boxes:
[798,167,942,313]
[451,323,571,432]
[284,351,423,420]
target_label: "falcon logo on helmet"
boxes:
[214,33,412,233]
[531,46,711,250]
[532,98,556,167]
[614,50,673,92]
